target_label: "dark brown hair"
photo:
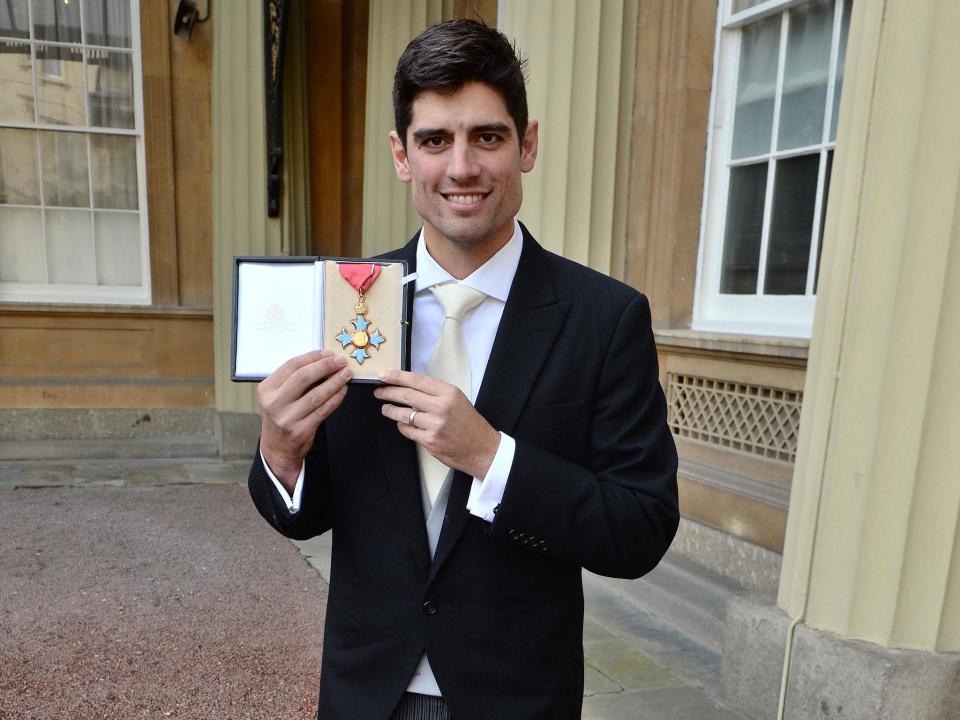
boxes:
[393,19,528,148]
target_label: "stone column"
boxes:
[211,2,310,440]
[498,0,637,277]
[361,0,444,257]
[766,0,960,716]
[624,0,716,328]
[282,3,311,258]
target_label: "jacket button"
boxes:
[423,600,438,615]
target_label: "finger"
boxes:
[261,356,339,418]
[306,383,349,423]
[378,370,448,395]
[379,402,407,425]
[396,419,431,447]
[266,378,349,456]
[261,349,332,390]
[275,355,349,407]
[288,366,352,422]
[381,403,438,428]
[373,385,439,411]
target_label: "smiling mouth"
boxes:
[443,192,488,205]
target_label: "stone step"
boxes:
[0,408,217,442]
[0,437,221,461]
[588,553,739,655]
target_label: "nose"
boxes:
[446,138,480,182]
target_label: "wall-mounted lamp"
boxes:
[173,0,210,40]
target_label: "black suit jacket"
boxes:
[249,226,679,719]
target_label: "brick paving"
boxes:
[0,463,324,720]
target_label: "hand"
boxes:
[258,349,352,492]
[374,370,501,479]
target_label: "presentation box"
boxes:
[231,256,411,383]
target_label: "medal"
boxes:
[335,263,386,365]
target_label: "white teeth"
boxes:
[447,194,484,205]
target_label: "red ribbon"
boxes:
[338,263,381,293]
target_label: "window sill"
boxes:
[0,302,213,318]
[654,328,809,360]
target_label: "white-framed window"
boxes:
[0,0,149,305]
[693,0,852,337]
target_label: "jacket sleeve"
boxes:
[247,426,334,541]
[487,293,679,579]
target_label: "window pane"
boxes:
[778,0,833,150]
[732,14,780,159]
[90,133,137,209]
[86,49,133,128]
[831,0,852,142]
[32,0,82,43]
[0,0,145,303]
[45,208,94,283]
[732,0,768,11]
[35,43,86,126]
[764,153,820,294]
[40,129,89,207]
[0,206,44,281]
[0,128,40,204]
[0,0,30,39]
[84,0,132,48]
[94,210,140,285]
[0,40,35,122]
[721,163,768,294]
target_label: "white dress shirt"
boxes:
[261,222,524,695]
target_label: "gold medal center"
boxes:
[352,330,370,348]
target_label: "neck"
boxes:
[422,224,514,280]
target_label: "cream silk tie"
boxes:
[418,282,486,505]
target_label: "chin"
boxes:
[434,222,496,248]
[436,214,516,248]
[447,230,493,248]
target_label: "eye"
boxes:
[478,133,501,145]
[420,136,448,149]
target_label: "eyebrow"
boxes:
[472,122,512,136]
[411,122,513,144]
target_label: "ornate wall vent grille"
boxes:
[666,373,802,463]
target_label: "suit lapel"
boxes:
[375,236,431,578]
[474,233,571,436]
[429,230,571,583]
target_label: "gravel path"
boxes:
[0,483,328,719]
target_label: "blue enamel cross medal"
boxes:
[335,263,386,365]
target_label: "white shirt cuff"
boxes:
[260,448,305,513]
[466,432,515,523]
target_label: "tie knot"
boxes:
[431,283,485,321]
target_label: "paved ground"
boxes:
[0,460,747,720]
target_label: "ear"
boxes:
[389,130,412,182]
[520,120,539,173]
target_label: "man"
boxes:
[249,19,678,720]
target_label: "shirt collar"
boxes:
[414,220,522,302]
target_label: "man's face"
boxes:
[389,82,538,256]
